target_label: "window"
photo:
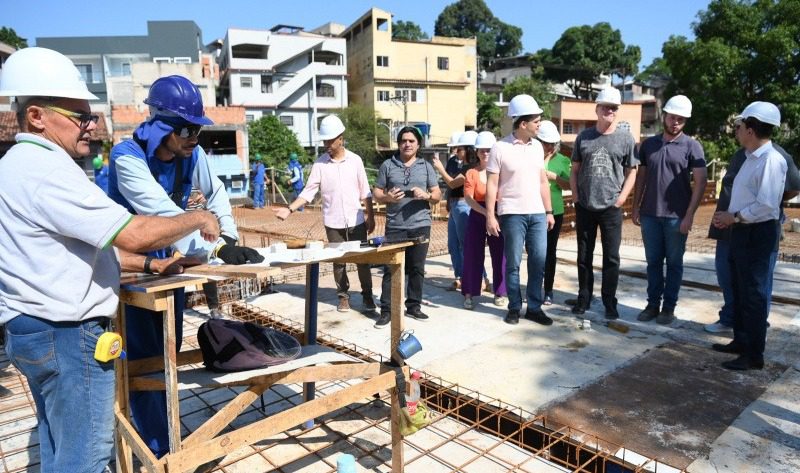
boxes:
[153,57,172,64]
[377,90,390,102]
[376,55,389,67]
[245,114,255,123]
[563,122,574,134]
[395,88,424,103]
[121,62,131,76]
[173,57,192,64]
[467,71,471,78]
[317,83,335,98]
[376,18,389,32]
[261,75,273,93]
[240,76,252,88]
[280,115,294,126]
[437,57,449,70]
[501,77,507,85]
[75,64,93,82]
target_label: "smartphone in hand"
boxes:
[404,190,415,198]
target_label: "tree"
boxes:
[502,76,557,119]
[392,20,429,41]
[658,0,800,161]
[0,27,27,49]
[248,116,306,173]
[434,0,522,66]
[635,57,671,83]
[476,91,502,135]
[334,104,388,166]
[535,22,640,100]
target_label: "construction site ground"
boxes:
[1,204,799,472]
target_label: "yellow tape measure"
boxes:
[94,332,126,362]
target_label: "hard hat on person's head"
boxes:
[92,156,104,170]
[456,130,478,147]
[254,153,262,161]
[537,121,561,144]
[0,47,98,101]
[144,75,213,125]
[737,101,781,126]
[595,88,622,106]
[447,131,462,147]
[289,152,298,162]
[508,94,543,117]
[663,95,692,118]
[318,115,346,140]
[474,131,497,149]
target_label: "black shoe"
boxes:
[656,307,675,325]
[405,309,429,321]
[504,309,520,325]
[636,305,659,322]
[363,296,377,311]
[525,309,553,326]
[721,355,764,371]
[374,312,391,328]
[712,341,745,354]
[566,295,595,307]
[571,304,587,315]
[604,305,619,320]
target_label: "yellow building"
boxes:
[341,8,477,147]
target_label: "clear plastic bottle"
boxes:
[406,371,421,415]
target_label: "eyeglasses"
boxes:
[602,105,619,112]
[403,167,411,186]
[173,125,202,139]
[45,105,100,128]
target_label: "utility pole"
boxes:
[391,93,408,128]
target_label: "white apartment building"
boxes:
[218,25,348,148]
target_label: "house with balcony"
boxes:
[217,25,348,148]
[341,7,477,147]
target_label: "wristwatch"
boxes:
[733,211,742,224]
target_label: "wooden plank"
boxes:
[119,291,169,312]
[162,293,182,454]
[389,259,405,472]
[163,370,397,472]
[127,349,204,377]
[120,273,207,293]
[115,413,164,473]
[187,264,282,279]
[182,384,269,448]
[113,303,133,473]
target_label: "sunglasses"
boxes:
[45,105,100,128]
[174,125,202,139]
[403,167,411,186]
[602,105,619,112]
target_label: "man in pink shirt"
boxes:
[274,115,376,312]
[486,94,555,326]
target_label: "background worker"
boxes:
[93,154,109,193]
[108,74,263,457]
[251,153,267,208]
[274,115,377,313]
[286,152,305,210]
[0,47,220,473]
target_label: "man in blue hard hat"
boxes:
[108,74,264,456]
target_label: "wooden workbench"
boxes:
[114,242,413,473]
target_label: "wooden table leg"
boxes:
[303,262,320,429]
[114,303,133,473]
[389,259,405,472]
[162,291,182,454]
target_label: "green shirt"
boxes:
[546,153,571,215]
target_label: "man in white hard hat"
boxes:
[275,115,376,313]
[0,47,220,472]
[710,101,787,371]
[485,94,555,326]
[569,87,639,319]
[632,95,707,325]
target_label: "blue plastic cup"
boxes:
[396,332,422,359]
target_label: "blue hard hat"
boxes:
[144,75,213,125]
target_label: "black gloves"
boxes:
[217,235,265,265]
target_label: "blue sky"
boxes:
[5,0,704,70]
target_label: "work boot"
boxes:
[504,309,520,325]
[636,305,659,322]
[712,341,744,354]
[337,297,351,313]
[656,308,675,325]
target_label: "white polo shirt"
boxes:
[0,134,132,323]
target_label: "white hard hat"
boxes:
[318,115,346,140]
[447,131,462,147]
[738,101,781,127]
[537,121,561,144]
[508,94,543,117]
[663,95,692,118]
[0,47,98,100]
[475,131,496,149]
[456,130,478,147]
[595,88,621,106]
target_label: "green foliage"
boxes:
[635,57,671,83]
[659,0,800,157]
[476,91,502,135]
[535,22,640,99]
[0,27,27,49]
[392,20,429,41]
[247,115,307,172]
[502,76,557,119]
[334,104,388,166]
[434,0,522,65]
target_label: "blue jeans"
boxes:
[447,199,470,278]
[5,315,115,472]
[253,182,265,208]
[500,213,547,312]
[716,239,779,327]
[640,215,688,309]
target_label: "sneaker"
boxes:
[483,279,492,293]
[363,296,377,312]
[543,292,553,306]
[604,305,620,320]
[636,305,659,322]
[405,309,430,321]
[493,295,508,307]
[337,298,351,313]
[504,309,520,325]
[656,308,675,325]
[463,297,475,310]
[374,312,391,328]
[704,322,733,334]
[525,309,553,326]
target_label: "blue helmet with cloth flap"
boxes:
[144,75,213,125]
